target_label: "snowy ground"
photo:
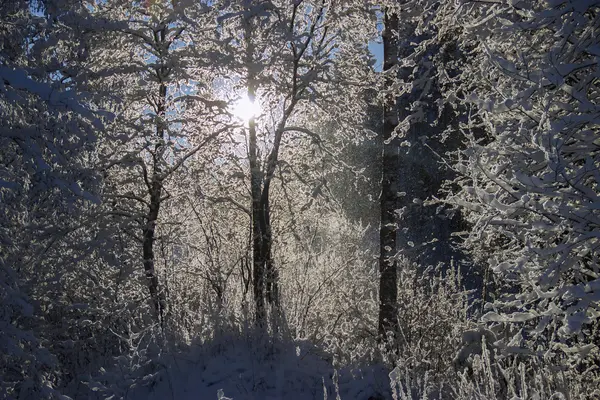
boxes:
[122,335,391,400]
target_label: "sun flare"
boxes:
[231,95,261,122]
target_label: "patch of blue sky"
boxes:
[368,8,384,72]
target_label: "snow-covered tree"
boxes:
[0,0,111,396]
[85,0,231,324]
[404,0,600,372]
[217,0,377,326]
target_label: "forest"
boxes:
[1,0,600,399]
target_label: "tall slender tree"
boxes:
[378,7,400,341]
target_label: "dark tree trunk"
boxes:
[247,76,272,325]
[248,90,278,325]
[378,10,400,342]
[142,26,169,324]
[143,180,164,322]
[250,175,266,324]
[244,9,282,326]
[261,179,278,310]
[251,190,277,325]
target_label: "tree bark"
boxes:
[245,18,275,324]
[378,9,400,342]
[142,25,169,324]
[248,85,279,326]
[143,180,165,323]
[244,2,315,327]
[262,172,278,311]
[248,92,267,324]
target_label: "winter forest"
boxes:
[2,0,600,399]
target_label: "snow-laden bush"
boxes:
[452,335,599,400]
[391,261,472,381]
[388,332,599,400]
[0,3,113,397]
[277,210,380,365]
[373,260,473,399]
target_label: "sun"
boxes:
[231,95,261,122]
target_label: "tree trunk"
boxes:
[378,9,400,342]
[247,76,268,325]
[262,180,278,310]
[248,96,278,325]
[142,26,168,323]
[251,192,277,326]
[244,11,280,326]
[143,180,165,323]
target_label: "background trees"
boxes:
[216,0,377,327]
[86,0,230,326]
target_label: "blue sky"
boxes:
[369,39,384,72]
[368,10,384,72]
